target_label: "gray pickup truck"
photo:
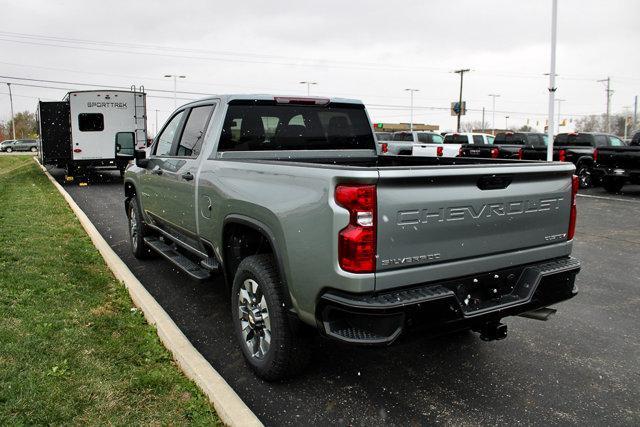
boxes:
[124,95,581,380]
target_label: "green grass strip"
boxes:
[0,157,220,425]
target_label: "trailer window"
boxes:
[78,113,104,132]
[176,105,214,157]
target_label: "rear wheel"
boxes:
[30,146,37,152]
[231,254,311,381]
[602,177,624,193]
[576,163,593,189]
[6,147,12,153]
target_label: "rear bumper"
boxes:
[317,257,580,345]
[594,166,640,179]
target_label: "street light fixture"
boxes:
[488,94,500,133]
[164,74,186,108]
[404,89,419,131]
[299,81,317,96]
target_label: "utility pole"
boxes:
[7,83,16,140]
[489,94,500,133]
[404,88,419,131]
[164,74,186,108]
[556,98,566,134]
[299,81,317,95]
[546,0,558,162]
[481,107,485,131]
[597,77,613,133]
[633,95,637,133]
[454,69,470,132]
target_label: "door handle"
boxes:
[181,172,194,181]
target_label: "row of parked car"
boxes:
[376,130,640,192]
[0,139,39,152]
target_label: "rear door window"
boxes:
[176,105,214,157]
[393,132,414,142]
[594,135,608,147]
[608,136,624,147]
[472,135,484,144]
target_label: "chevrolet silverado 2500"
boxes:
[124,95,581,380]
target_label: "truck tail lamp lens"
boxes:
[335,184,377,273]
[458,147,464,156]
[73,148,82,153]
[437,146,444,157]
[381,143,388,153]
[593,149,598,163]
[517,148,523,160]
[568,175,578,240]
[559,149,566,162]
[490,148,499,158]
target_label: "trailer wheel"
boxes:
[127,197,154,259]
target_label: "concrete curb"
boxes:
[35,159,262,427]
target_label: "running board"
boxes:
[144,236,211,281]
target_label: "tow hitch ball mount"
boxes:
[475,321,508,341]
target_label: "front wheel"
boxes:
[127,197,153,259]
[231,254,311,381]
[602,177,624,193]
[576,164,593,189]
[6,147,12,153]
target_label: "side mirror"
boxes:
[135,149,149,168]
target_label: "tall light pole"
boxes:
[597,77,613,133]
[404,88,419,131]
[164,74,186,108]
[7,83,16,140]
[556,98,566,134]
[154,109,159,137]
[505,115,510,129]
[454,69,471,132]
[489,94,500,132]
[299,81,317,95]
[546,0,558,162]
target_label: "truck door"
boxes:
[157,104,215,242]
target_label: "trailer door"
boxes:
[38,101,71,166]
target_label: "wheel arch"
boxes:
[222,215,292,306]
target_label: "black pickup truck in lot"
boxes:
[460,132,626,188]
[594,131,640,192]
[459,132,550,160]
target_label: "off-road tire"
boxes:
[231,254,311,381]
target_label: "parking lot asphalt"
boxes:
[49,167,640,426]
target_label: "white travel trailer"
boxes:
[38,88,147,176]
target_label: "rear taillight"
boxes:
[73,148,82,153]
[437,146,444,157]
[593,149,598,163]
[458,147,464,157]
[381,143,388,154]
[490,147,499,158]
[568,175,578,240]
[335,185,377,273]
[559,149,566,162]
[517,148,523,160]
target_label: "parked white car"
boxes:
[415,132,495,158]
[393,131,446,157]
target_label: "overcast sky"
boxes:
[1,0,639,133]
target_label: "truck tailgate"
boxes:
[376,163,574,279]
[597,147,640,169]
